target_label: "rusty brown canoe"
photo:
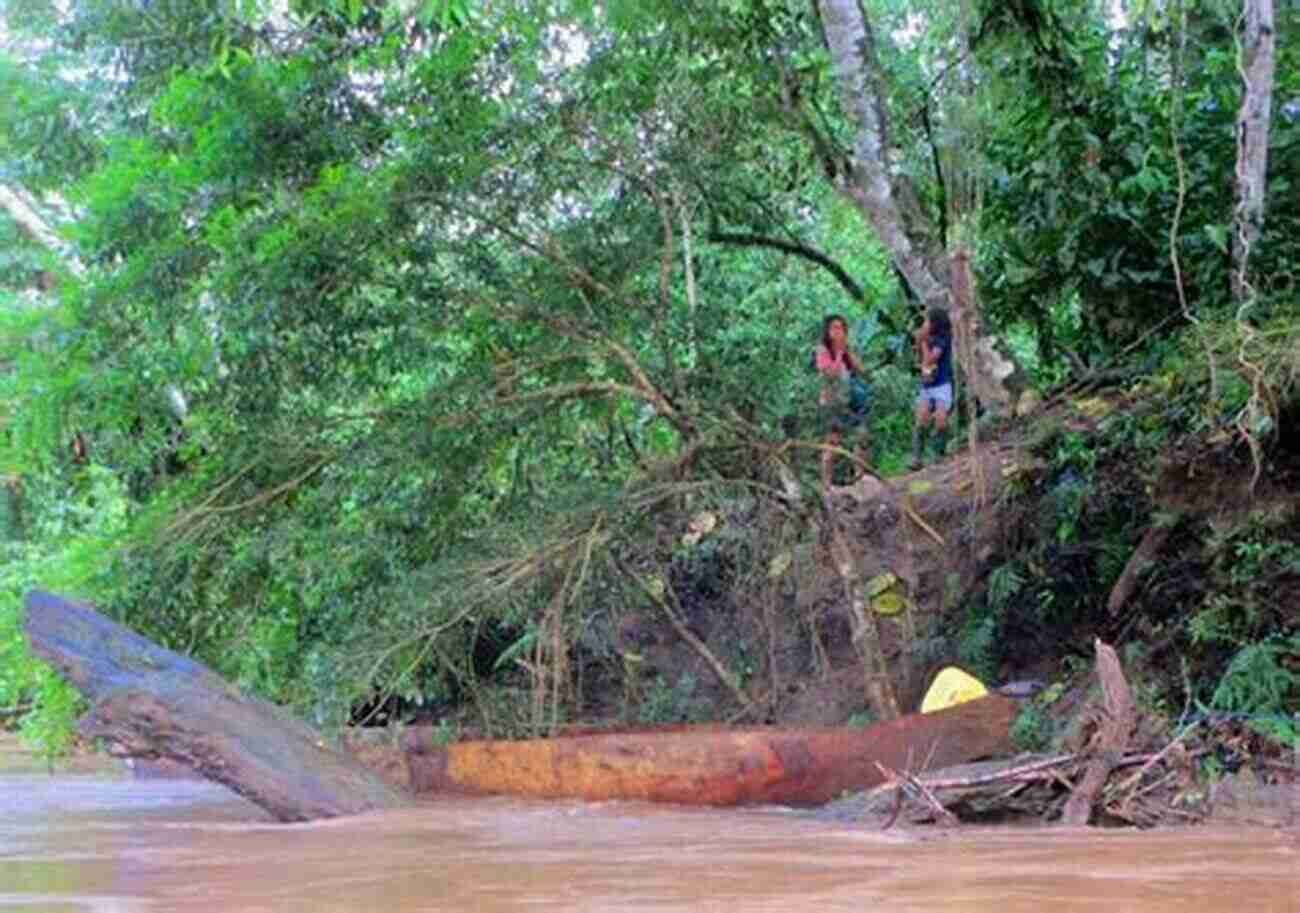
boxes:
[401,694,1018,806]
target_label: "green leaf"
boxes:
[1205,223,1229,254]
[492,628,538,673]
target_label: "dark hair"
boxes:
[926,307,951,338]
[820,314,849,350]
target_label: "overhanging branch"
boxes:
[706,229,863,301]
[706,229,901,335]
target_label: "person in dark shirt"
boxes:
[911,307,953,470]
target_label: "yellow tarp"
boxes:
[920,666,989,713]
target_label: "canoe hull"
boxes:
[401,695,1018,806]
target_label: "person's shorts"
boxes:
[916,382,953,411]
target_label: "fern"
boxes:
[987,562,1025,609]
[1210,634,1300,747]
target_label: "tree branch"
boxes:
[706,229,863,300]
[0,184,82,272]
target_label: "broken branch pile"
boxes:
[828,641,1219,828]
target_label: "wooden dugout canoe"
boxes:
[401,694,1018,806]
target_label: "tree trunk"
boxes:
[816,0,946,308]
[815,0,1021,410]
[22,590,412,822]
[0,184,80,268]
[1230,0,1275,303]
[402,694,1018,806]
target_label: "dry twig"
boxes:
[874,762,960,827]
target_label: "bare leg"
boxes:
[911,398,931,471]
[821,430,840,490]
[931,404,949,461]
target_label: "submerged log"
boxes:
[402,694,1019,806]
[22,590,411,822]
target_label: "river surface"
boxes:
[2,769,1297,913]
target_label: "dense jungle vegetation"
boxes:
[0,0,1296,761]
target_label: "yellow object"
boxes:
[1015,389,1042,417]
[869,592,906,616]
[681,510,718,546]
[921,666,989,713]
[1072,396,1113,419]
[768,550,792,579]
[865,572,906,615]
[865,572,898,597]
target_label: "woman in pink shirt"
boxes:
[813,314,869,490]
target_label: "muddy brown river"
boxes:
[2,766,1297,913]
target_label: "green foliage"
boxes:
[1,0,1296,747]
[1052,430,1097,475]
[1009,703,1051,752]
[845,708,875,728]
[637,672,705,725]
[956,561,1023,685]
[987,562,1025,610]
[1208,634,1300,748]
[426,718,458,747]
[0,3,934,745]
[1191,511,1300,650]
[980,2,1300,367]
[860,363,917,475]
[956,611,998,683]
[0,52,100,189]
[1050,474,1090,546]
[0,464,133,753]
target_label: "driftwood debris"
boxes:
[22,590,411,822]
[830,640,1215,829]
[402,694,1019,806]
[1061,639,1138,824]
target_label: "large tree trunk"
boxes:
[816,0,946,307]
[815,0,1020,410]
[22,590,412,822]
[1230,0,1275,302]
[403,694,1019,806]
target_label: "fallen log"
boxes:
[22,590,411,822]
[1107,519,1176,616]
[401,694,1019,806]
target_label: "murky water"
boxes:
[2,771,1296,913]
